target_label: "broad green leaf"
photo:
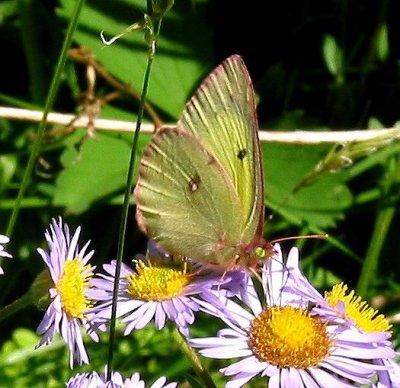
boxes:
[264,141,352,230]
[57,0,213,119]
[53,132,143,213]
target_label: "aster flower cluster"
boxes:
[190,245,400,387]
[32,217,227,385]
[66,369,177,388]
[25,217,400,386]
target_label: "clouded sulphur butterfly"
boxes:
[134,55,271,270]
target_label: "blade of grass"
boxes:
[356,156,400,295]
[6,0,86,237]
[106,13,164,380]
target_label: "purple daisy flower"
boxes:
[36,217,98,367]
[374,357,400,387]
[66,370,177,388]
[190,244,394,387]
[282,246,400,387]
[88,245,234,336]
[0,233,12,274]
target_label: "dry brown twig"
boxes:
[68,47,164,130]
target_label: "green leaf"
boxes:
[307,266,343,289]
[376,23,389,62]
[0,155,16,195]
[368,116,384,129]
[264,141,352,230]
[53,133,134,213]
[57,0,213,119]
[322,34,344,82]
[0,0,18,23]
[0,328,39,366]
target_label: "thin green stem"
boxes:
[356,156,400,295]
[6,0,86,237]
[0,93,39,109]
[0,198,50,209]
[106,17,163,380]
[171,326,217,388]
[0,293,31,322]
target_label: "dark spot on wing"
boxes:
[188,174,201,193]
[237,149,247,160]
[207,154,217,165]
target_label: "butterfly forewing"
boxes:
[178,55,264,240]
[135,128,246,264]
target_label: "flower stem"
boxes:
[356,156,400,295]
[6,0,85,237]
[0,293,31,322]
[171,326,217,388]
[106,14,163,380]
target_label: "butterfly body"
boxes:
[135,55,269,270]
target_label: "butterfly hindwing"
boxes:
[135,127,247,264]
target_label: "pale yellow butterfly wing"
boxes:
[135,55,265,266]
[178,55,264,240]
[135,127,247,264]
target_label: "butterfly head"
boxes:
[235,237,275,271]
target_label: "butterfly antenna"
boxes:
[270,233,328,245]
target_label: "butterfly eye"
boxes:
[254,246,266,258]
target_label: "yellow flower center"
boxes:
[248,306,332,368]
[126,259,190,301]
[325,283,391,332]
[56,259,93,319]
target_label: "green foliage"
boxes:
[53,132,135,213]
[264,141,352,230]
[0,328,68,387]
[57,0,213,119]
[0,0,399,386]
